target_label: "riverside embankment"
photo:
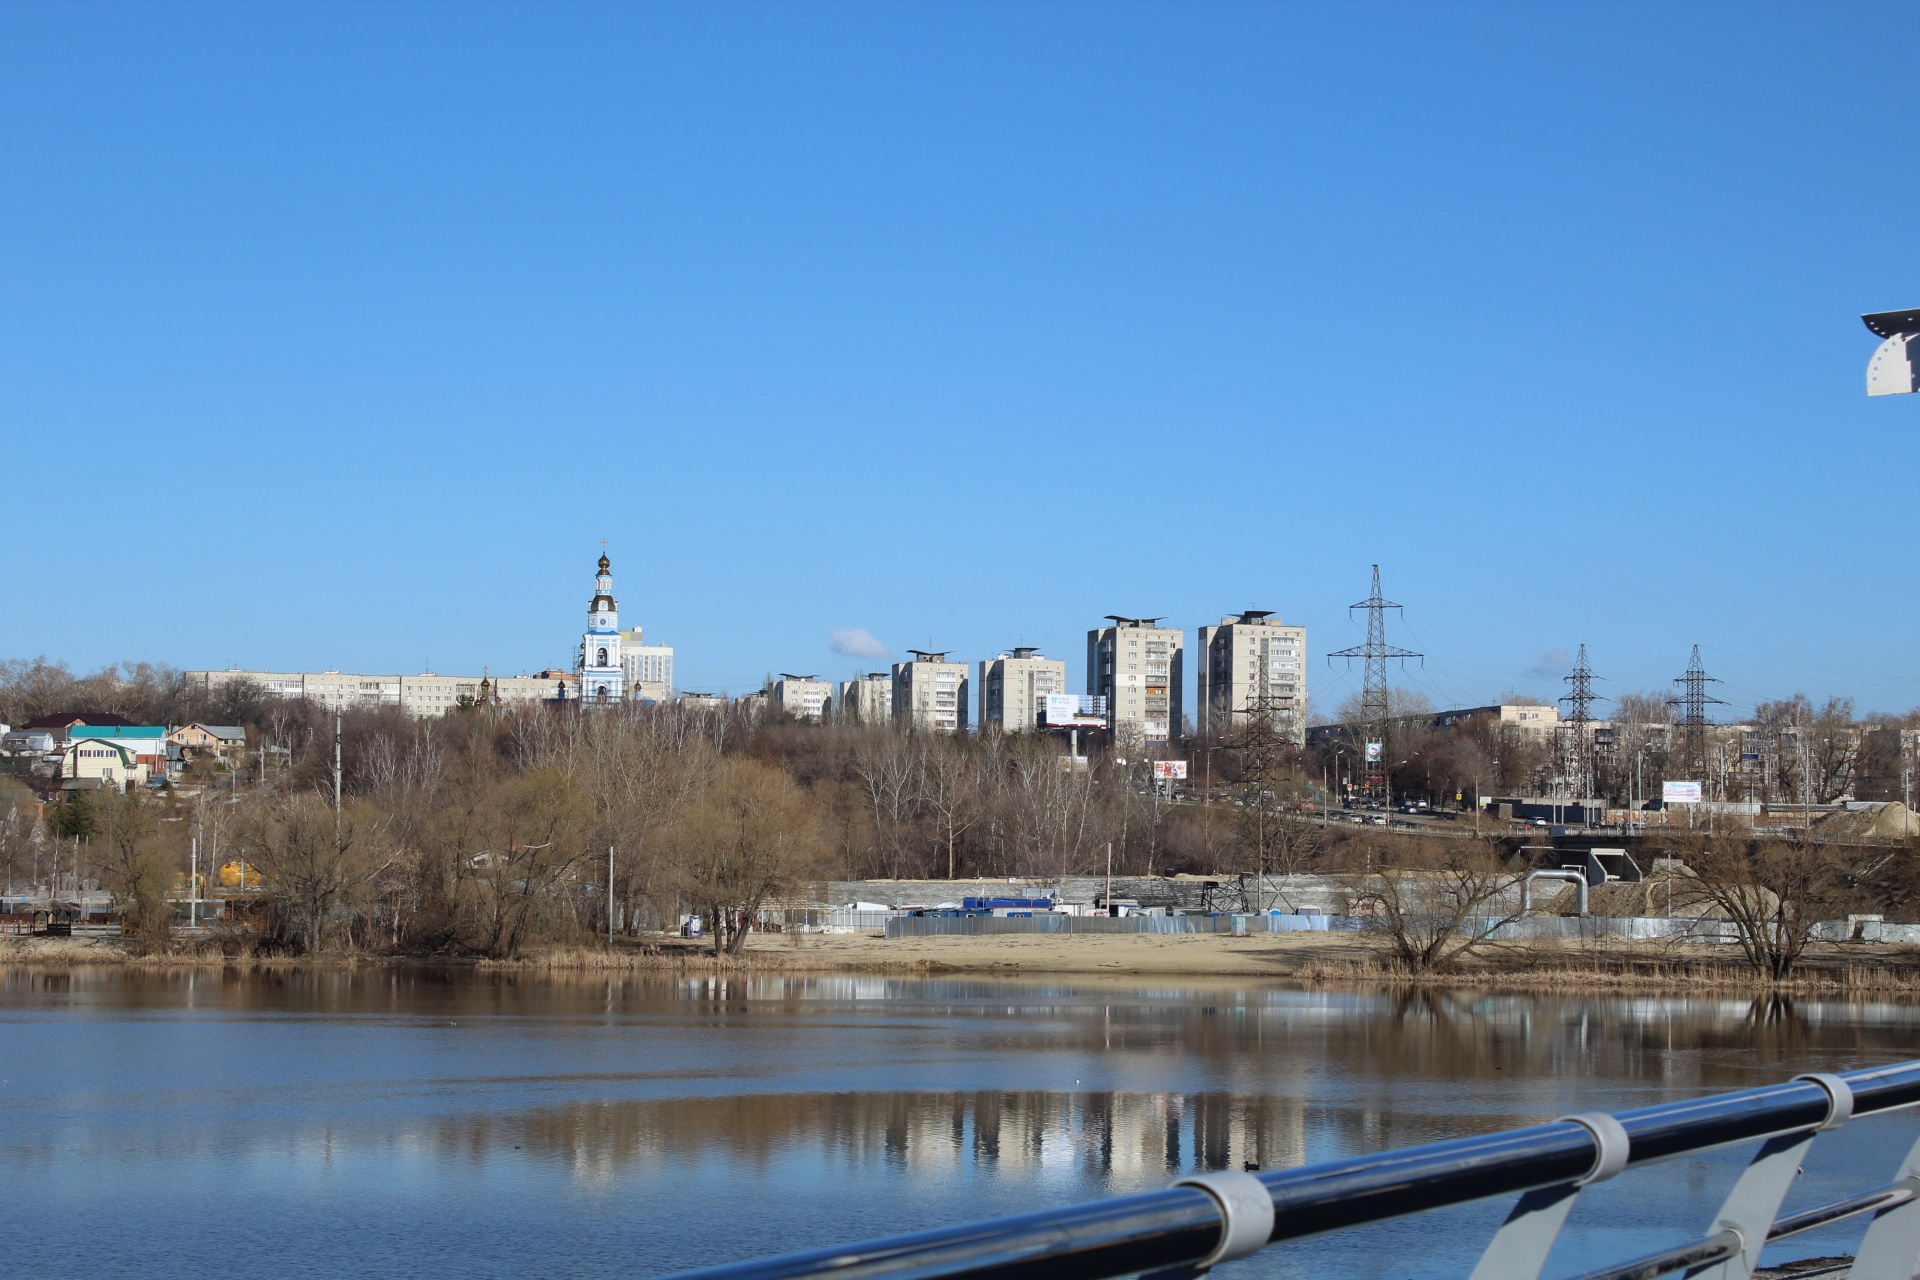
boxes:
[10,926,1920,993]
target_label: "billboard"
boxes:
[1045,694,1105,729]
[1152,761,1188,780]
[1662,781,1702,804]
[1365,742,1382,763]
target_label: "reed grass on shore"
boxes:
[6,933,1919,996]
[1290,954,1920,995]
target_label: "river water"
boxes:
[3,967,1917,1279]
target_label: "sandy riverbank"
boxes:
[743,927,1383,976]
[8,928,1920,992]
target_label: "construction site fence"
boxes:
[881,913,1920,943]
[0,916,124,937]
[882,913,1357,938]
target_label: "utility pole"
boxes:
[1328,565,1422,802]
[608,844,615,947]
[1104,841,1114,917]
[190,835,198,930]
[1559,645,1604,823]
[1672,645,1727,797]
[332,709,343,851]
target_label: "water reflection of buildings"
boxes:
[16,967,1920,1194]
[439,1090,1309,1187]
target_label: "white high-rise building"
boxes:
[979,647,1066,732]
[1088,617,1184,745]
[621,626,674,703]
[893,650,969,733]
[1196,611,1307,742]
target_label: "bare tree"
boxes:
[1001,736,1102,878]
[93,792,175,950]
[237,793,389,954]
[1668,832,1850,980]
[576,712,715,937]
[1349,836,1525,972]
[1809,698,1859,803]
[437,768,588,958]
[921,737,981,880]
[1225,712,1321,896]
[670,758,826,955]
[0,791,37,895]
[852,730,924,878]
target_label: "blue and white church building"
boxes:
[578,553,626,703]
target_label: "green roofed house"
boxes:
[62,736,146,792]
[68,725,168,784]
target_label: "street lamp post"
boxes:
[1200,744,1232,870]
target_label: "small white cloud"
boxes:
[1523,648,1573,680]
[831,628,890,659]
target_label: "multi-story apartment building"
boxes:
[839,672,895,726]
[772,675,833,722]
[620,626,674,703]
[1195,611,1307,742]
[1087,617,1184,745]
[978,647,1066,732]
[184,667,571,716]
[892,650,969,733]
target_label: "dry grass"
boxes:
[473,940,904,973]
[6,930,1919,996]
[1291,945,1920,995]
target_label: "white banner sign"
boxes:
[1365,742,1382,763]
[1152,761,1188,780]
[1662,781,1702,804]
[1045,694,1080,726]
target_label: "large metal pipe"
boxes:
[661,1062,1920,1280]
[1521,868,1589,916]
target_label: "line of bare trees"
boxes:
[1,681,1349,957]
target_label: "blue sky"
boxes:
[3,2,1915,718]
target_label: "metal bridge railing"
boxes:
[659,1061,1920,1280]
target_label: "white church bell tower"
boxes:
[578,549,625,703]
